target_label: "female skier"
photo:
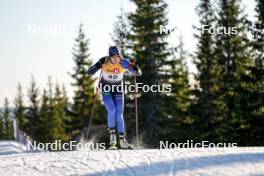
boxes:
[87,46,142,149]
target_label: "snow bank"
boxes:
[0,147,263,176]
[0,141,27,156]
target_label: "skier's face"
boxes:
[111,55,121,64]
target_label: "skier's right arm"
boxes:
[87,57,107,75]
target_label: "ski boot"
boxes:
[118,133,133,149]
[108,128,118,150]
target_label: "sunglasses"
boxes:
[112,54,120,58]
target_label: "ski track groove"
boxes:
[113,151,135,176]
[119,150,151,176]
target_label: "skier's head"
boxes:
[109,46,121,63]
[109,46,120,57]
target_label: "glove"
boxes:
[129,58,139,72]
[129,58,137,67]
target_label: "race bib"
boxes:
[101,61,126,83]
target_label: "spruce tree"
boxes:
[52,83,70,141]
[36,78,57,143]
[14,83,27,133]
[70,24,101,139]
[37,78,69,143]
[128,0,173,145]
[38,89,51,142]
[46,77,56,140]
[26,76,40,140]
[163,35,192,142]
[192,0,222,142]
[242,0,264,145]
[61,84,72,138]
[214,0,252,143]
[2,98,14,140]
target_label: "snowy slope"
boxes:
[0,147,264,176]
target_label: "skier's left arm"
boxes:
[122,58,142,76]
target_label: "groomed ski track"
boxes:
[0,146,264,176]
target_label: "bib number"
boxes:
[108,75,118,80]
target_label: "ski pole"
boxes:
[86,71,102,139]
[134,75,139,147]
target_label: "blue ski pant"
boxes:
[102,91,125,133]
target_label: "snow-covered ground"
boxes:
[0,142,264,176]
